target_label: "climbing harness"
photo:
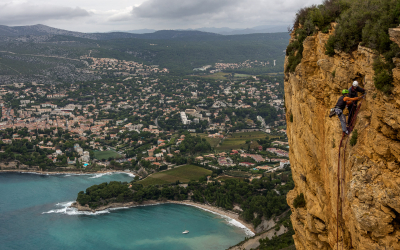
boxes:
[336,97,364,250]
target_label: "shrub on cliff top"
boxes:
[324,0,400,94]
[325,0,400,54]
[286,0,346,73]
[290,0,400,94]
[292,0,346,32]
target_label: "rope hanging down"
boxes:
[336,98,364,250]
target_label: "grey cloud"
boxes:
[132,0,240,19]
[0,2,90,25]
[130,0,323,29]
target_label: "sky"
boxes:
[0,0,324,32]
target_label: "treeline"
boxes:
[178,133,212,154]
[223,65,284,75]
[0,139,54,168]
[76,167,294,227]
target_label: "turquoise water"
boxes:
[0,173,248,250]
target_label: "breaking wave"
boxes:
[42,201,110,215]
[89,172,135,179]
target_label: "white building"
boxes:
[180,112,190,125]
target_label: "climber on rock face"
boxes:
[334,89,363,135]
[347,81,365,125]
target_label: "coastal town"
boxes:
[0,56,289,182]
[0,23,297,250]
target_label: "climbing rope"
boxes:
[336,97,364,250]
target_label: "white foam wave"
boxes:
[226,218,255,236]
[42,201,110,215]
[23,172,51,175]
[89,173,110,178]
[176,203,255,236]
[124,172,135,178]
[89,172,135,179]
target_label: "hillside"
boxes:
[0,24,288,41]
[284,1,400,249]
[0,26,288,83]
[94,32,288,74]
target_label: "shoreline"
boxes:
[70,200,255,235]
[169,200,256,235]
[0,169,136,177]
[8,169,254,234]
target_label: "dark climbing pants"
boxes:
[334,108,347,133]
[347,102,357,126]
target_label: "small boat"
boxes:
[182,230,189,234]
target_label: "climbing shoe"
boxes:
[329,109,336,118]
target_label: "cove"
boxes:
[0,173,248,250]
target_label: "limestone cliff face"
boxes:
[285,27,400,249]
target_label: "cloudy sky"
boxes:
[0,0,324,32]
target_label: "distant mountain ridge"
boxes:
[0,24,97,39]
[125,25,289,35]
[0,24,287,41]
[0,24,222,41]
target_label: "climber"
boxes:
[347,81,365,126]
[334,89,363,135]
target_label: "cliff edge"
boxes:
[285,26,400,249]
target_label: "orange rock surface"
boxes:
[285,26,400,249]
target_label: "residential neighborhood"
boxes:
[0,56,288,180]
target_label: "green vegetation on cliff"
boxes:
[286,0,346,73]
[287,0,400,94]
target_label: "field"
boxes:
[137,164,212,186]
[217,131,267,152]
[233,73,252,78]
[93,150,121,160]
[197,72,253,81]
[229,131,267,139]
[198,72,230,80]
[191,133,221,148]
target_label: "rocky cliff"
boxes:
[285,26,400,249]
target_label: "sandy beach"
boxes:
[169,200,255,235]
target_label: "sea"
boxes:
[0,173,250,250]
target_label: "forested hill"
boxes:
[92,32,288,74]
[0,27,289,79]
[0,24,289,42]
